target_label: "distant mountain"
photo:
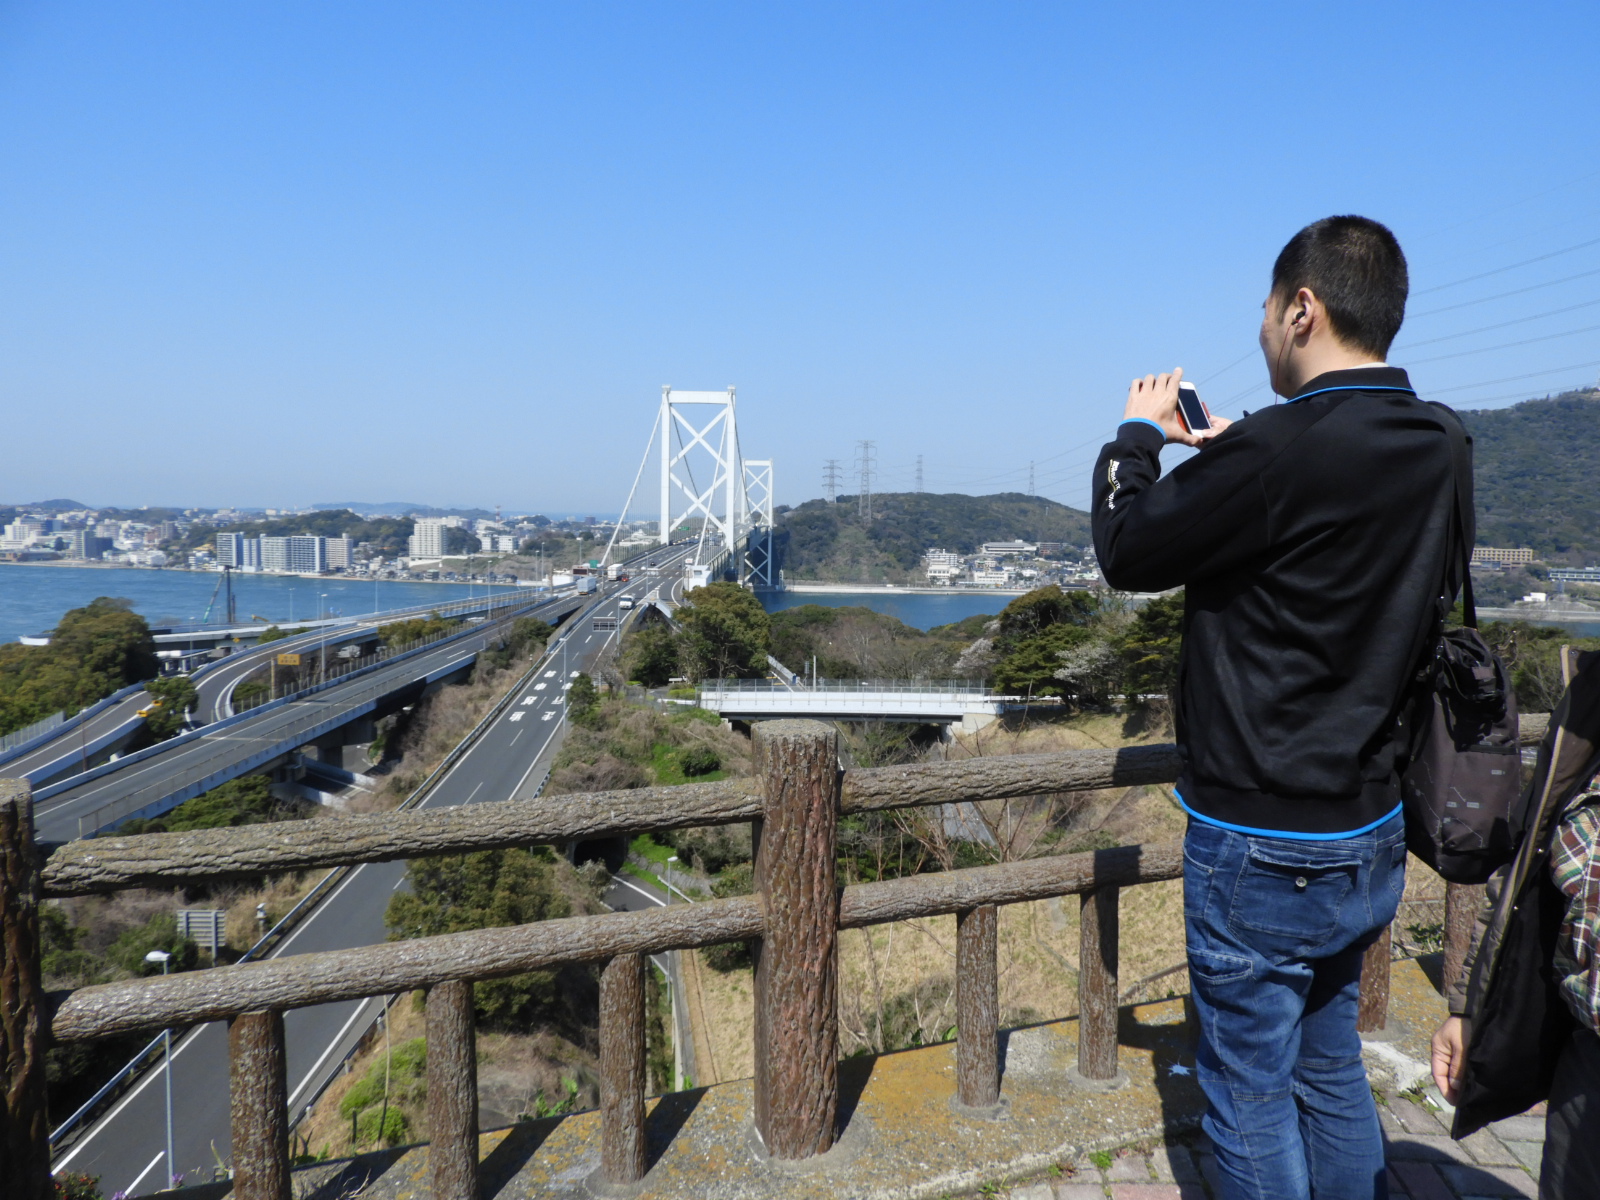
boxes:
[777,492,1092,584]
[4,499,92,512]
[1458,389,1600,562]
[312,501,499,519]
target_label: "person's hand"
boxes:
[1124,368,1233,448]
[1431,1015,1471,1104]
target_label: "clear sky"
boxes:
[3,2,1597,515]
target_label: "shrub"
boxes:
[677,746,721,776]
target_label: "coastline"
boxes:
[772,581,1037,597]
[0,560,500,585]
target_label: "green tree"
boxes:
[142,676,198,740]
[0,597,158,735]
[256,624,289,644]
[1122,592,1185,697]
[386,848,580,1028]
[120,774,284,834]
[993,585,1099,656]
[992,624,1096,698]
[622,624,680,686]
[675,582,771,682]
[567,673,600,726]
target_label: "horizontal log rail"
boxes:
[50,841,1184,1042]
[6,713,1554,1199]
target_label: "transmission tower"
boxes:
[823,459,842,503]
[915,455,924,493]
[855,440,876,521]
[1028,461,1035,496]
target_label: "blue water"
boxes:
[0,564,520,644]
[757,589,1017,631]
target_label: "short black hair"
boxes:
[1271,215,1408,358]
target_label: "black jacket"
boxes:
[1092,367,1464,834]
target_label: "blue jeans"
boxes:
[1183,812,1407,1200]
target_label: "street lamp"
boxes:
[666,855,679,903]
[319,593,329,681]
[144,950,175,1190]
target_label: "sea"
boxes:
[0,564,521,644]
[756,589,1017,631]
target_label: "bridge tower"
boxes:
[658,387,740,555]
[743,459,776,587]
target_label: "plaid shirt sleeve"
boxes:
[1551,798,1600,1034]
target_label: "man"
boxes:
[1091,216,1462,1200]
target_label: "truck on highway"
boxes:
[605,563,630,582]
[618,596,635,611]
[575,576,597,595]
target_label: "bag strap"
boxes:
[1436,406,1478,628]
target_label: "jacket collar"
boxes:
[1288,366,1414,403]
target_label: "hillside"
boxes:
[1458,389,1600,562]
[777,491,1092,584]
[175,508,417,556]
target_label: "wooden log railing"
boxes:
[2,715,1549,1199]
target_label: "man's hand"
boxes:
[1124,368,1232,447]
[1431,1015,1472,1104]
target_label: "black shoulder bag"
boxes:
[1399,411,1521,884]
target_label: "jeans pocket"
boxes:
[1227,845,1359,957]
[1185,947,1253,988]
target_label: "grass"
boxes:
[647,742,729,786]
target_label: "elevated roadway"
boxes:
[2,591,542,791]
[48,547,697,1195]
[696,679,1018,729]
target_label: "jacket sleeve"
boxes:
[1090,418,1275,593]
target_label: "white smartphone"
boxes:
[1176,382,1212,434]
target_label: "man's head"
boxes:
[1259,215,1408,396]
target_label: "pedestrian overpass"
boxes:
[695,679,1020,730]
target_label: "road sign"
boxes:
[177,909,226,957]
[277,653,301,666]
[592,617,619,632]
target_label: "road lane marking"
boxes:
[541,711,555,721]
[534,682,547,690]
[570,671,580,678]
[466,782,484,803]
[126,1150,165,1194]
[610,874,666,908]
[511,729,523,744]
[522,696,536,705]
[509,711,524,722]
[544,671,556,678]
[562,682,573,690]
[286,997,376,1111]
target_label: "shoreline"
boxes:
[770,581,1037,597]
[0,560,507,586]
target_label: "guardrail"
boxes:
[7,715,1547,1200]
[701,677,997,694]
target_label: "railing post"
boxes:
[229,1009,291,1200]
[1356,924,1392,1033]
[1076,885,1121,1083]
[1443,881,1485,997]
[0,779,50,1200]
[599,953,648,1185]
[751,720,840,1160]
[427,980,479,1199]
[955,904,1000,1109]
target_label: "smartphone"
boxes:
[1176,382,1212,434]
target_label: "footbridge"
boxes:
[695,678,1020,729]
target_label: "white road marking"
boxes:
[126,1150,165,1194]
[610,874,666,908]
[466,782,484,803]
[510,730,523,744]
[509,711,524,722]
[534,682,547,691]
[544,670,556,678]
[570,671,580,678]
[541,711,555,721]
[522,696,536,705]
[287,997,377,1109]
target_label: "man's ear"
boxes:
[1291,287,1319,336]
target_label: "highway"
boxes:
[32,593,583,842]
[2,591,532,791]
[49,548,695,1194]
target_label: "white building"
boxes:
[982,541,1037,558]
[326,537,354,568]
[970,568,1014,587]
[409,519,448,559]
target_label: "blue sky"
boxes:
[3,2,1597,514]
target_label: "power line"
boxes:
[1428,358,1600,395]
[1393,297,1600,349]
[1409,266,1600,319]
[1403,321,1600,366]
[1414,235,1600,295]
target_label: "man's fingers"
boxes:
[1172,366,1184,384]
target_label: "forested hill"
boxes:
[1457,389,1600,561]
[777,492,1092,584]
